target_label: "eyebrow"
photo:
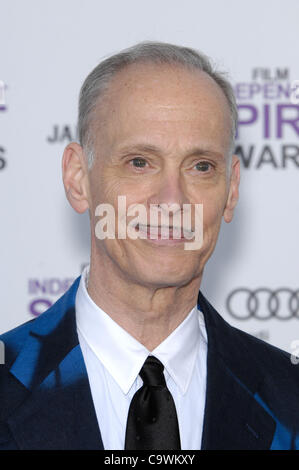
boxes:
[118,143,225,161]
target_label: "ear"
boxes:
[223,155,240,223]
[62,142,90,213]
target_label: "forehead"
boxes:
[93,62,231,151]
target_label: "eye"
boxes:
[130,157,148,168]
[194,161,212,172]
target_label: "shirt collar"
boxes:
[75,266,204,395]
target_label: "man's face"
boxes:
[86,63,239,288]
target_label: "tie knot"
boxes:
[139,356,166,387]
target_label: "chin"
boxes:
[145,275,194,289]
[133,262,197,289]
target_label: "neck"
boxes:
[86,250,202,351]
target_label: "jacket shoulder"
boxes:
[232,324,296,374]
[0,276,80,370]
[199,290,298,381]
[199,290,299,422]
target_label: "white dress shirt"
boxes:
[75,266,208,450]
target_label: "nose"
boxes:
[147,170,189,216]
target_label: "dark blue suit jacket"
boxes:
[0,277,299,450]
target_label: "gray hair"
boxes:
[78,41,238,169]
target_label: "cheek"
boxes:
[90,178,149,240]
[202,194,226,237]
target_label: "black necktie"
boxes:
[125,355,181,450]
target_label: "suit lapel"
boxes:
[198,291,276,450]
[5,278,104,449]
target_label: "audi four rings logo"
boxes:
[226,288,299,320]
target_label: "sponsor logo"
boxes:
[28,277,75,317]
[47,125,78,143]
[233,68,299,169]
[0,146,6,170]
[290,80,299,105]
[226,287,299,320]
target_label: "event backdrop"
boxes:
[1,0,299,356]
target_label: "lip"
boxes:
[135,224,193,245]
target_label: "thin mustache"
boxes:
[136,224,194,234]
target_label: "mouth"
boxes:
[135,224,194,245]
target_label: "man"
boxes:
[0,41,298,450]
